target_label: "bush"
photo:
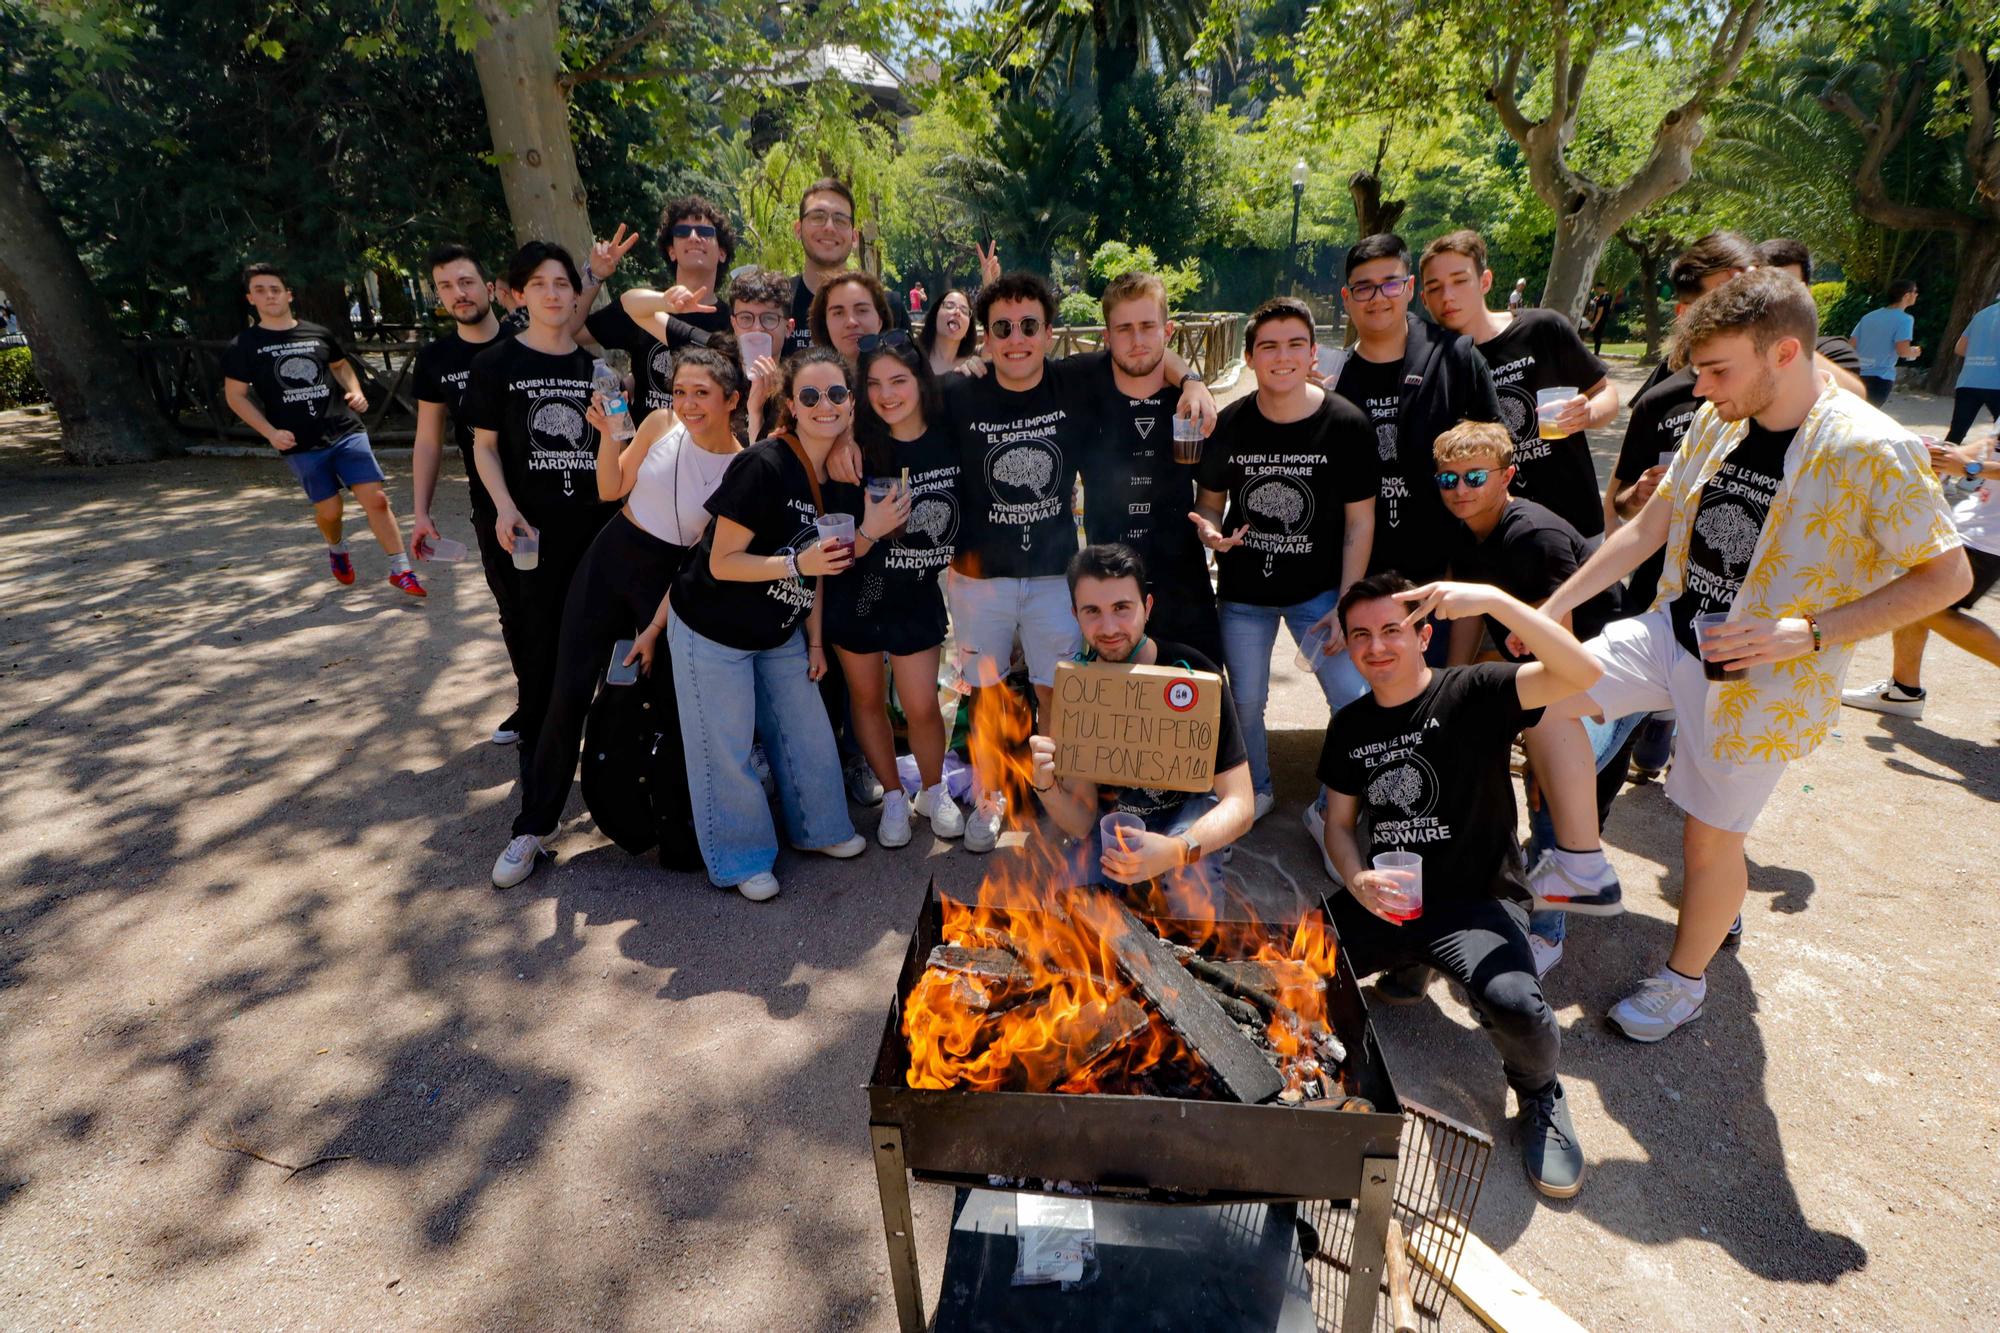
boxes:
[1812,281,1872,342]
[0,346,47,410]
[1058,291,1102,328]
[1082,241,1206,310]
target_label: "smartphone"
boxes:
[606,640,639,686]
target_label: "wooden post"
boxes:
[1340,1154,1395,1332]
[870,1123,925,1333]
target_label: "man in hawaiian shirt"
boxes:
[1540,268,1970,1043]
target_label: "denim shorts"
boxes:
[284,432,384,504]
[944,571,1083,688]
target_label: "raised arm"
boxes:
[1398,582,1601,710]
[1544,489,1671,622]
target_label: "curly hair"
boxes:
[730,266,792,313]
[656,195,736,272]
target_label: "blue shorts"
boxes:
[285,432,385,504]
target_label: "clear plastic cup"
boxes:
[417,535,466,563]
[1295,621,1334,672]
[1536,386,1578,440]
[1172,414,1203,465]
[510,523,540,572]
[1693,611,1744,682]
[738,331,773,369]
[815,513,857,558]
[1371,850,1423,922]
[865,478,899,503]
[1100,812,1145,855]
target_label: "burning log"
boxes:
[1078,892,1287,1106]
[927,945,1034,989]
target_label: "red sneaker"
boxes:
[388,568,427,598]
[328,549,356,584]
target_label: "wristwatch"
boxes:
[1966,459,1984,479]
[1178,831,1203,865]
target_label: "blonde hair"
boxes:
[1432,419,1513,469]
[1101,271,1169,324]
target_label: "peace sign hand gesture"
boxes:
[664,284,717,315]
[974,239,1002,288]
[590,223,640,280]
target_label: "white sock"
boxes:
[1664,966,1706,999]
[1554,846,1611,881]
[327,538,349,553]
[387,552,411,574]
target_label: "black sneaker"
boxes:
[1518,1081,1584,1199]
[1370,963,1434,1006]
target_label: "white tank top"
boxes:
[627,421,738,546]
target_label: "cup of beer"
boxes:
[1172,414,1203,465]
[1693,611,1745,682]
[1536,387,1578,440]
[510,522,540,571]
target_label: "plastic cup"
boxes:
[1693,611,1744,682]
[865,477,899,503]
[1371,850,1423,922]
[1295,621,1334,673]
[738,330,773,368]
[1536,386,1578,440]
[815,513,857,558]
[417,535,466,563]
[1656,451,1676,471]
[510,523,540,571]
[1100,812,1145,855]
[1172,415,1203,465]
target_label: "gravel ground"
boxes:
[0,371,1994,1331]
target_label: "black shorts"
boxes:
[1957,546,2000,611]
[826,576,949,657]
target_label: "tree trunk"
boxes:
[1929,226,2000,393]
[1635,250,1666,362]
[470,0,595,263]
[0,119,178,465]
[1542,202,1618,325]
[1347,171,1405,239]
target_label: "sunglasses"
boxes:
[988,316,1043,340]
[1434,468,1497,490]
[669,223,718,240]
[795,384,852,407]
[733,310,785,331]
[1347,275,1414,301]
[800,208,855,229]
[857,330,912,354]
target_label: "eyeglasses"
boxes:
[1434,468,1497,490]
[857,330,912,354]
[733,310,785,331]
[1347,275,1414,301]
[669,223,718,241]
[988,316,1043,340]
[795,384,851,407]
[800,208,855,229]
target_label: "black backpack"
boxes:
[579,664,704,872]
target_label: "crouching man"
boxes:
[1317,574,1603,1199]
[1028,544,1257,891]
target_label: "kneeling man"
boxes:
[1029,544,1256,891]
[1318,573,1603,1199]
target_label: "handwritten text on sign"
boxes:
[1051,659,1222,794]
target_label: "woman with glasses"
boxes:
[667,347,866,901]
[919,289,974,376]
[819,337,965,846]
[810,271,894,369]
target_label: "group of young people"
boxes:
[223,184,1980,1202]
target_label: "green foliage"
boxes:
[1089,74,1214,260]
[948,97,1097,275]
[1816,282,1874,340]
[0,348,49,410]
[1084,241,1202,305]
[1058,290,1102,326]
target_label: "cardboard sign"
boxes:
[1050,659,1223,794]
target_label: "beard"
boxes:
[1111,345,1166,379]
[1712,363,1780,422]
[451,298,493,326]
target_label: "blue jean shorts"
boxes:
[285,432,385,504]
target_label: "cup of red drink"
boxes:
[815,513,857,559]
[1693,611,1745,682]
[1371,850,1423,922]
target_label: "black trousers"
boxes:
[1948,386,2000,443]
[472,506,528,723]
[511,506,616,790]
[1862,375,1895,407]
[516,512,691,837]
[1328,891,1558,1095]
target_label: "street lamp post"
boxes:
[1288,160,1308,289]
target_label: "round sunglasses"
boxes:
[987,316,1043,340]
[795,384,852,407]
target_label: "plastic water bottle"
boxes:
[592,359,635,440]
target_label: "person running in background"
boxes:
[1946,287,2000,444]
[221,262,423,597]
[820,336,963,846]
[665,348,867,902]
[920,288,974,377]
[1751,238,1865,394]
[1849,280,1922,406]
[463,242,616,787]
[1842,429,2000,719]
[490,346,743,889]
[411,244,523,743]
[1419,229,1619,539]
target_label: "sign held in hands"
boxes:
[1050,660,1222,794]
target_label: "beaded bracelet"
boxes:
[1804,611,1822,653]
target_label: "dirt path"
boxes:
[0,380,1994,1331]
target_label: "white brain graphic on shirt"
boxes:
[1375,424,1399,463]
[1367,764,1423,816]
[992,446,1054,494]
[532,402,585,446]
[1695,502,1761,573]
[277,357,319,385]
[1246,480,1305,528]
[908,497,954,544]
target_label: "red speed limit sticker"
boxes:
[1164,679,1199,712]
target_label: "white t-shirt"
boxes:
[1953,478,2000,556]
[627,420,738,547]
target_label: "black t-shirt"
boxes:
[670,439,823,651]
[1476,310,1608,536]
[221,321,362,451]
[1317,662,1542,911]
[413,326,517,515]
[1198,391,1377,607]
[1614,368,1702,610]
[822,426,959,636]
[1335,352,1429,576]
[1669,422,1793,655]
[1093,641,1250,819]
[783,273,910,358]
[461,338,607,529]
[1817,335,1862,376]
[1451,500,1617,659]
[943,358,1101,579]
[585,306,711,414]
[1075,355,1213,604]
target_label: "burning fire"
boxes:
[902,680,1347,1101]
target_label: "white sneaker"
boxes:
[915,782,965,839]
[878,790,913,848]
[1252,791,1276,822]
[964,797,1005,854]
[1300,800,1344,886]
[1530,934,1563,979]
[801,833,867,859]
[490,725,521,745]
[491,834,547,889]
[736,871,781,902]
[1608,971,1706,1043]
[1840,678,1925,718]
[750,744,775,795]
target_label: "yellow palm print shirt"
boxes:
[1650,384,1962,764]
